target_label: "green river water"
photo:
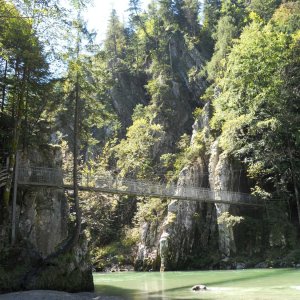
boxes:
[94,269,300,300]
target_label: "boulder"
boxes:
[236,263,246,269]
[192,284,207,291]
[255,262,268,268]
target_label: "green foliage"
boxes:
[105,9,127,62]
[160,130,207,181]
[271,2,300,33]
[248,0,282,21]
[91,236,137,270]
[122,226,140,247]
[217,212,244,228]
[284,249,300,264]
[115,107,165,178]
[134,197,167,223]
[177,132,205,173]
[206,15,239,79]
[221,0,248,23]
[211,3,300,221]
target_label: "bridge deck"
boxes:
[16,166,261,206]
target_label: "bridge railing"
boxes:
[18,166,63,186]
[0,168,8,188]
[17,166,258,205]
[91,175,256,204]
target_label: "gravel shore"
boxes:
[0,290,124,300]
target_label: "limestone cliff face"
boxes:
[132,39,216,271]
[170,35,208,103]
[159,159,218,270]
[111,70,148,131]
[134,158,218,271]
[135,220,162,271]
[208,140,236,258]
[18,188,68,258]
[18,147,68,258]
[0,145,93,292]
[136,100,251,270]
[134,108,218,271]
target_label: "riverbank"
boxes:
[0,290,124,300]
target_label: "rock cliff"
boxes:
[0,145,93,292]
[159,159,219,270]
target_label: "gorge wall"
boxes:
[0,146,93,292]
[133,100,291,271]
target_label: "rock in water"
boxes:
[192,284,207,291]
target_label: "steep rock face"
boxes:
[0,145,93,292]
[150,38,210,172]
[159,159,218,270]
[171,34,208,102]
[111,70,148,130]
[134,106,220,271]
[135,220,162,271]
[18,147,68,258]
[191,102,211,144]
[156,109,217,270]
[18,188,68,258]
[208,140,244,258]
[134,158,218,271]
[133,37,211,271]
[161,35,208,135]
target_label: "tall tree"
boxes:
[210,4,300,224]
[0,0,49,208]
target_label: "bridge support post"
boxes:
[11,151,19,245]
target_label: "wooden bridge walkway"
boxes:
[15,166,260,206]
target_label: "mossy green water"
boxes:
[94,268,300,299]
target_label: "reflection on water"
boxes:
[94,269,300,300]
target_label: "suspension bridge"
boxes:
[5,165,260,207]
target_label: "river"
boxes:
[94,268,300,300]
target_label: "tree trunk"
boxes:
[23,72,30,151]
[1,59,7,111]
[72,18,82,246]
[72,69,82,246]
[3,60,25,208]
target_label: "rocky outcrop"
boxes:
[0,145,93,292]
[158,159,218,270]
[18,187,68,258]
[170,34,208,102]
[134,220,162,271]
[15,146,68,258]
[192,284,207,291]
[134,105,219,271]
[209,140,237,258]
[111,70,148,131]
[134,156,219,271]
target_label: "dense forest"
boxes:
[0,0,300,292]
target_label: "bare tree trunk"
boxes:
[1,59,7,111]
[23,72,30,151]
[3,61,25,209]
[169,39,173,77]
[72,69,82,245]
[72,15,82,246]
